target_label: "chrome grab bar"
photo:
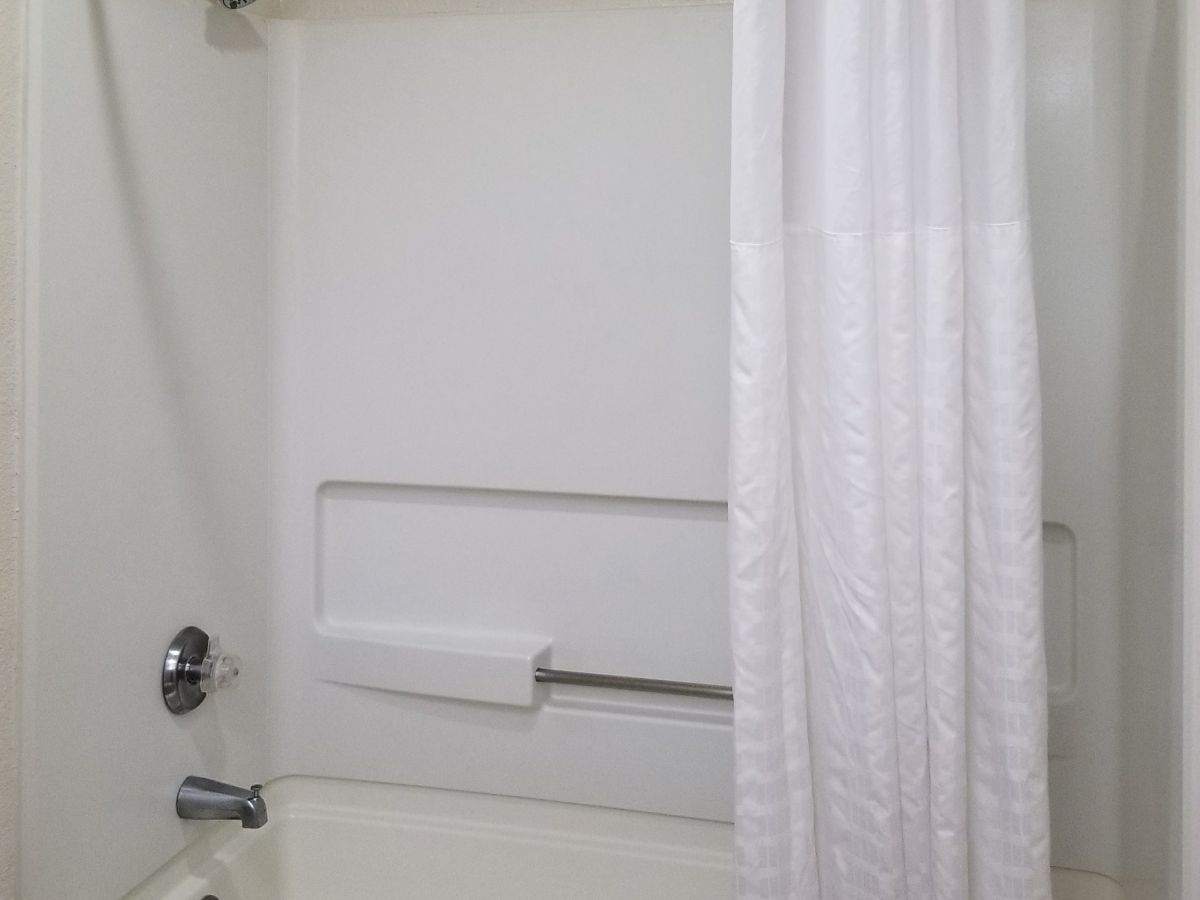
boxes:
[534,667,733,701]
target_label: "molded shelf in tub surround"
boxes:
[313,625,553,707]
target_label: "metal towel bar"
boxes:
[534,667,733,701]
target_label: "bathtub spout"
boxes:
[176,776,268,829]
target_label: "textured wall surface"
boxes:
[0,0,19,897]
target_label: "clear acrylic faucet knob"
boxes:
[198,635,242,694]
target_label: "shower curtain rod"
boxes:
[534,667,733,701]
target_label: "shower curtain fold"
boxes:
[728,2,1050,899]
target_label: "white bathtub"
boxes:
[124,776,1123,900]
[124,777,734,900]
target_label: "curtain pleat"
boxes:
[729,2,1050,898]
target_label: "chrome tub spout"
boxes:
[176,776,267,829]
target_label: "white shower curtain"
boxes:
[728,3,1050,899]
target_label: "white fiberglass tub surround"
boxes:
[22,1,1180,899]
[127,778,1123,900]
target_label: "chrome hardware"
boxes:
[162,626,243,714]
[177,776,268,829]
[534,667,733,701]
[221,0,258,9]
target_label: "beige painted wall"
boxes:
[0,0,18,897]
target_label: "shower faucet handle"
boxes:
[162,626,244,715]
[197,635,242,695]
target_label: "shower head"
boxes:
[221,0,257,8]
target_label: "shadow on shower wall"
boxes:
[1114,2,1182,899]
[1028,1,1181,897]
[87,0,266,622]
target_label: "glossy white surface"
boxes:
[21,3,271,898]
[21,1,1180,897]
[1183,6,1200,899]
[124,777,735,900]
[0,0,18,895]
[1028,0,1122,872]
[1028,1,1179,890]
[267,8,736,823]
[125,777,1118,900]
[1050,868,1125,900]
[253,0,727,15]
